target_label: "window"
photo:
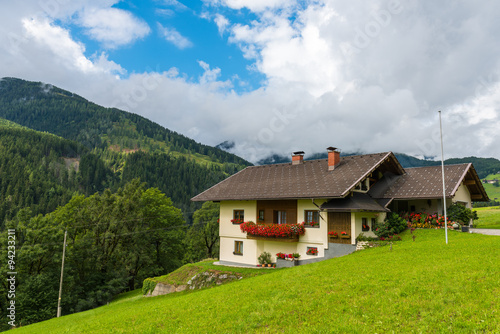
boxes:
[362,218,369,231]
[306,247,318,256]
[304,210,320,227]
[274,210,287,224]
[258,210,265,221]
[232,210,244,224]
[234,241,243,255]
[371,218,376,230]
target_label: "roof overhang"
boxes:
[320,193,390,212]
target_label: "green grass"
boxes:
[14,230,500,333]
[482,173,500,202]
[475,206,500,229]
[147,259,275,287]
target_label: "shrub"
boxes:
[355,233,378,242]
[374,213,407,238]
[447,203,478,226]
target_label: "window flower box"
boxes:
[240,222,305,242]
[304,221,319,228]
[306,247,318,256]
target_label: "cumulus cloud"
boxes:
[1,0,500,163]
[214,14,229,35]
[205,0,294,12]
[21,18,123,74]
[78,7,150,49]
[157,23,193,49]
[161,0,189,11]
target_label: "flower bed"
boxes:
[240,222,305,238]
[403,212,455,229]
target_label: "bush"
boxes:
[374,213,407,238]
[355,233,378,242]
[447,203,478,226]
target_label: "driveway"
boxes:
[470,228,500,236]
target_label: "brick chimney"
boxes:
[327,147,340,171]
[292,151,305,165]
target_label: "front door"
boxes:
[328,212,352,244]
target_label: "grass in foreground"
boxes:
[474,206,500,229]
[148,258,275,287]
[14,230,500,333]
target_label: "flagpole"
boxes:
[439,111,448,244]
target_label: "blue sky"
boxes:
[1,1,500,162]
[56,0,265,91]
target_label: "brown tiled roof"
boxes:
[192,152,402,201]
[373,164,488,201]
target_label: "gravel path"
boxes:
[470,228,500,236]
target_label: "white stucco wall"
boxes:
[352,212,386,240]
[452,183,472,208]
[219,200,257,238]
[218,199,328,265]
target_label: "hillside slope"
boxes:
[0,77,248,167]
[0,119,90,224]
[13,230,500,333]
[0,78,251,220]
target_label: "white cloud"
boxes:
[214,14,229,35]
[78,7,150,49]
[22,18,108,74]
[157,23,193,49]
[162,0,189,11]
[205,0,294,12]
[1,0,500,163]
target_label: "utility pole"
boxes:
[57,229,67,317]
[439,111,448,244]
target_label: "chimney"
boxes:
[292,151,305,165]
[327,147,340,171]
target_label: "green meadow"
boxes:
[475,206,500,229]
[13,229,499,333]
[482,173,500,203]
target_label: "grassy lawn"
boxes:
[482,173,500,202]
[474,206,500,229]
[13,229,500,333]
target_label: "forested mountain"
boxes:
[0,77,248,165]
[0,119,89,224]
[0,77,251,223]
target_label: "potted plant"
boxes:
[328,231,338,238]
[292,253,300,265]
[340,231,350,239]
[258,251,272,267]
